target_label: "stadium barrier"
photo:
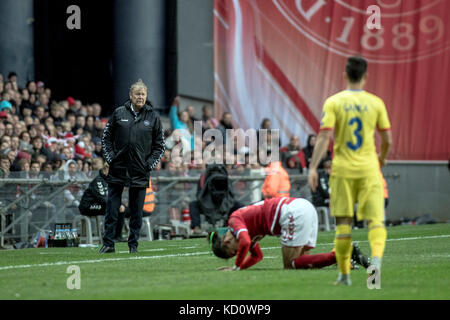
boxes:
[0,169,314,245]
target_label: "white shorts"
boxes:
[279,198,318,248]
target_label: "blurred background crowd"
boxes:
[0,71,330,182]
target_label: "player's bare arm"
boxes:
[308,130,333,192]
[378,130,392,167]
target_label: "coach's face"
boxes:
[130,87,147,110]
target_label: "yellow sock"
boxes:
[334,224,352,275]
[368,222,387,259]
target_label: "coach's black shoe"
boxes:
[129,247,138,254]
[351,242,370,269]
[99,245,115,254]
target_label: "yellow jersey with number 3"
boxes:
[320,90,391,178]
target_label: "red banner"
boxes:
[214,0,450,160]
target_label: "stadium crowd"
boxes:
[0,71,331,182]
[0,71,337,242]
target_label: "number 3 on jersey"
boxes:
[346,117,363,150]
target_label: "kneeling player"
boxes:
[209,197,369,270]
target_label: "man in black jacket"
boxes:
[78,163,127,241]
[100,79,165,254]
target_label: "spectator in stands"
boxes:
[18,158,30,175]
[217,112,234,143]
[0,154,10,178]
[303,134,316,169]
[311,158,331,208]
[201,104,219,131]
[50,104,64,125]
[186,105,199,123]
[6,149,17,171]
[60,146,74,161]
[34,105,46,122]
[38,93,49,110]
[20,89,33,109]
[34,154,48,168]
[31,136,54,162]
[0,100,13,115]
[280,135,306,173]
[92,103,102,118]
[91,157,104,171]
[260,118,271,130]
[41,161,53,178]
[94,117,106,138]
[29,93,37,107]
[82,160,92,178]
[169,96,194,150]
[29,160,42,179]
[14,122,25,136]
[57,159,86,206]
[0,122,5,139]
[4,122,13,137]
[160,148,171,170]
[27,125,37,139]
[165,126,191,161]
[36,81,45,95]
[5,135,20,155]
[75,115,86,134]
[303,133,331,169]
[66,112,76,133]
[84,115,96,136]
[93,139,103,158]
[27,81,37,94]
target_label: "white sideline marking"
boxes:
[0,252,211,271]
[117,248,166,254]
[261,234,450,251]
[0,234,449,271]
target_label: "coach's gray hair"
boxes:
[129,79,148,95]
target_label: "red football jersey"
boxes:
[228,197,296,269]
[228,197,296,239]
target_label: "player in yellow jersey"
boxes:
[308,56,392,286]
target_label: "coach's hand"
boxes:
[308,168,319,192]
[217,266,234,271]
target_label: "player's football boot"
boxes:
[350,259,359,270]
[334,273,352,286]
[351,242,370,269]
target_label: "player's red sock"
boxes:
[293,251,336,269]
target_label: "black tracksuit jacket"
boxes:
[101,100,165,188]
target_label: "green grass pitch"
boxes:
[0,223,449,300]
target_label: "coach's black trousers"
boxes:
[103,183,146,249]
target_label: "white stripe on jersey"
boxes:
[270,197,287,235]
[236,229,248,239]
